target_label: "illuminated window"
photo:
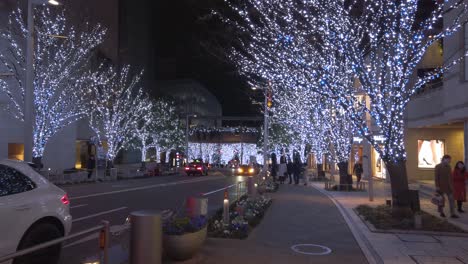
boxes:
[8,143,24,161]
[417,140,445,169]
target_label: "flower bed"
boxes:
[356,204,466,233]
[208,195,272,239]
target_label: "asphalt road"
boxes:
[59,170,246,264]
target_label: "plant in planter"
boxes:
[163,214,208,261]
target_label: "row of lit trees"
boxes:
[218,0,467,205]
[0,6,183,166]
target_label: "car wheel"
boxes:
[13,222,63,264]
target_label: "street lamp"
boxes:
[24,0,60,163]
[185,114,197,163]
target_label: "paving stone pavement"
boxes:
[309,178,468,264]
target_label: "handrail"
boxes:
[0,221,109,263]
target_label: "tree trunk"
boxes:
[337,161,350,186]
[385,159,410,207]
[32,156,43,170]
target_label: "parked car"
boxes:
[236,165,259,176]
[0,159,72,264]
[184,160,209,176]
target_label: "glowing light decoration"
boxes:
[0,7,106,158]
[134,100,184,162]
[87,65,152,162]
[218,0,468,203]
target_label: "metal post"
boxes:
[223,190,229,225]
[185,115,189,164]
[24,0,35,163]
[464,121,468,167]
[100,220,110,264]
[263,89,269,176]
[130,211,162,264]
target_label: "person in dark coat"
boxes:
[287,158,294,184]
[452,161,468,213]
[271,153,278,181]
[293,157,301,185]
[435,154,457,218]
[87,155,96,179]
[353,162,363,183]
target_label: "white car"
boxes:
[0,159,72,264]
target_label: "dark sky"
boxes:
[121,0,438,117]
[150,0,260,117]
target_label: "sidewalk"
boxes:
[175,184,367,264]
[309,178,468,264]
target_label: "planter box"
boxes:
[163,226,207,261]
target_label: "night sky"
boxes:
[125,0,438,117]
[151,0,259,117]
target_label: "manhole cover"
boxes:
[291,244,332,255]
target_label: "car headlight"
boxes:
[238,168,244,173]
[249,168,254,173]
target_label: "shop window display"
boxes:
[417,140,445,169]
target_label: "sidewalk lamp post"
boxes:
[24,0,60,163]
[185,114,197,163]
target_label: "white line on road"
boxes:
[70,204,88,209]
[202,183,237,196]
[70,176,225,200]
[72,207,127,223]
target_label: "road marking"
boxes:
[70,176,225,200]
[70,204,88,209]
[291,244,332,256]
[72,207,127,223]
[201,183,237,196]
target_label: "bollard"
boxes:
[223,190,230,226]
[186,196,208,217]
[99,220,110,264]
[414,213,422,229]
[130,211,162,264]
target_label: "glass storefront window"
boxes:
[417,140,445,169]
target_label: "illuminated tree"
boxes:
[88,65,152,163]
[219,0,468,204]
[0,7,106,162]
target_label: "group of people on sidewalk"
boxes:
[271,153,306,185]
[434,154,468,218]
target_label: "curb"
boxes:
[310,183,384,264]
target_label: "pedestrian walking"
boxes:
[452,161,468,213]
[287,158,294,184]
[278,156,287,184]
[293,157,301,185]
[87,155,96,179]
[353,162,363,183]
[435,154,458,218]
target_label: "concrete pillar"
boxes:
[130,211,162,264]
